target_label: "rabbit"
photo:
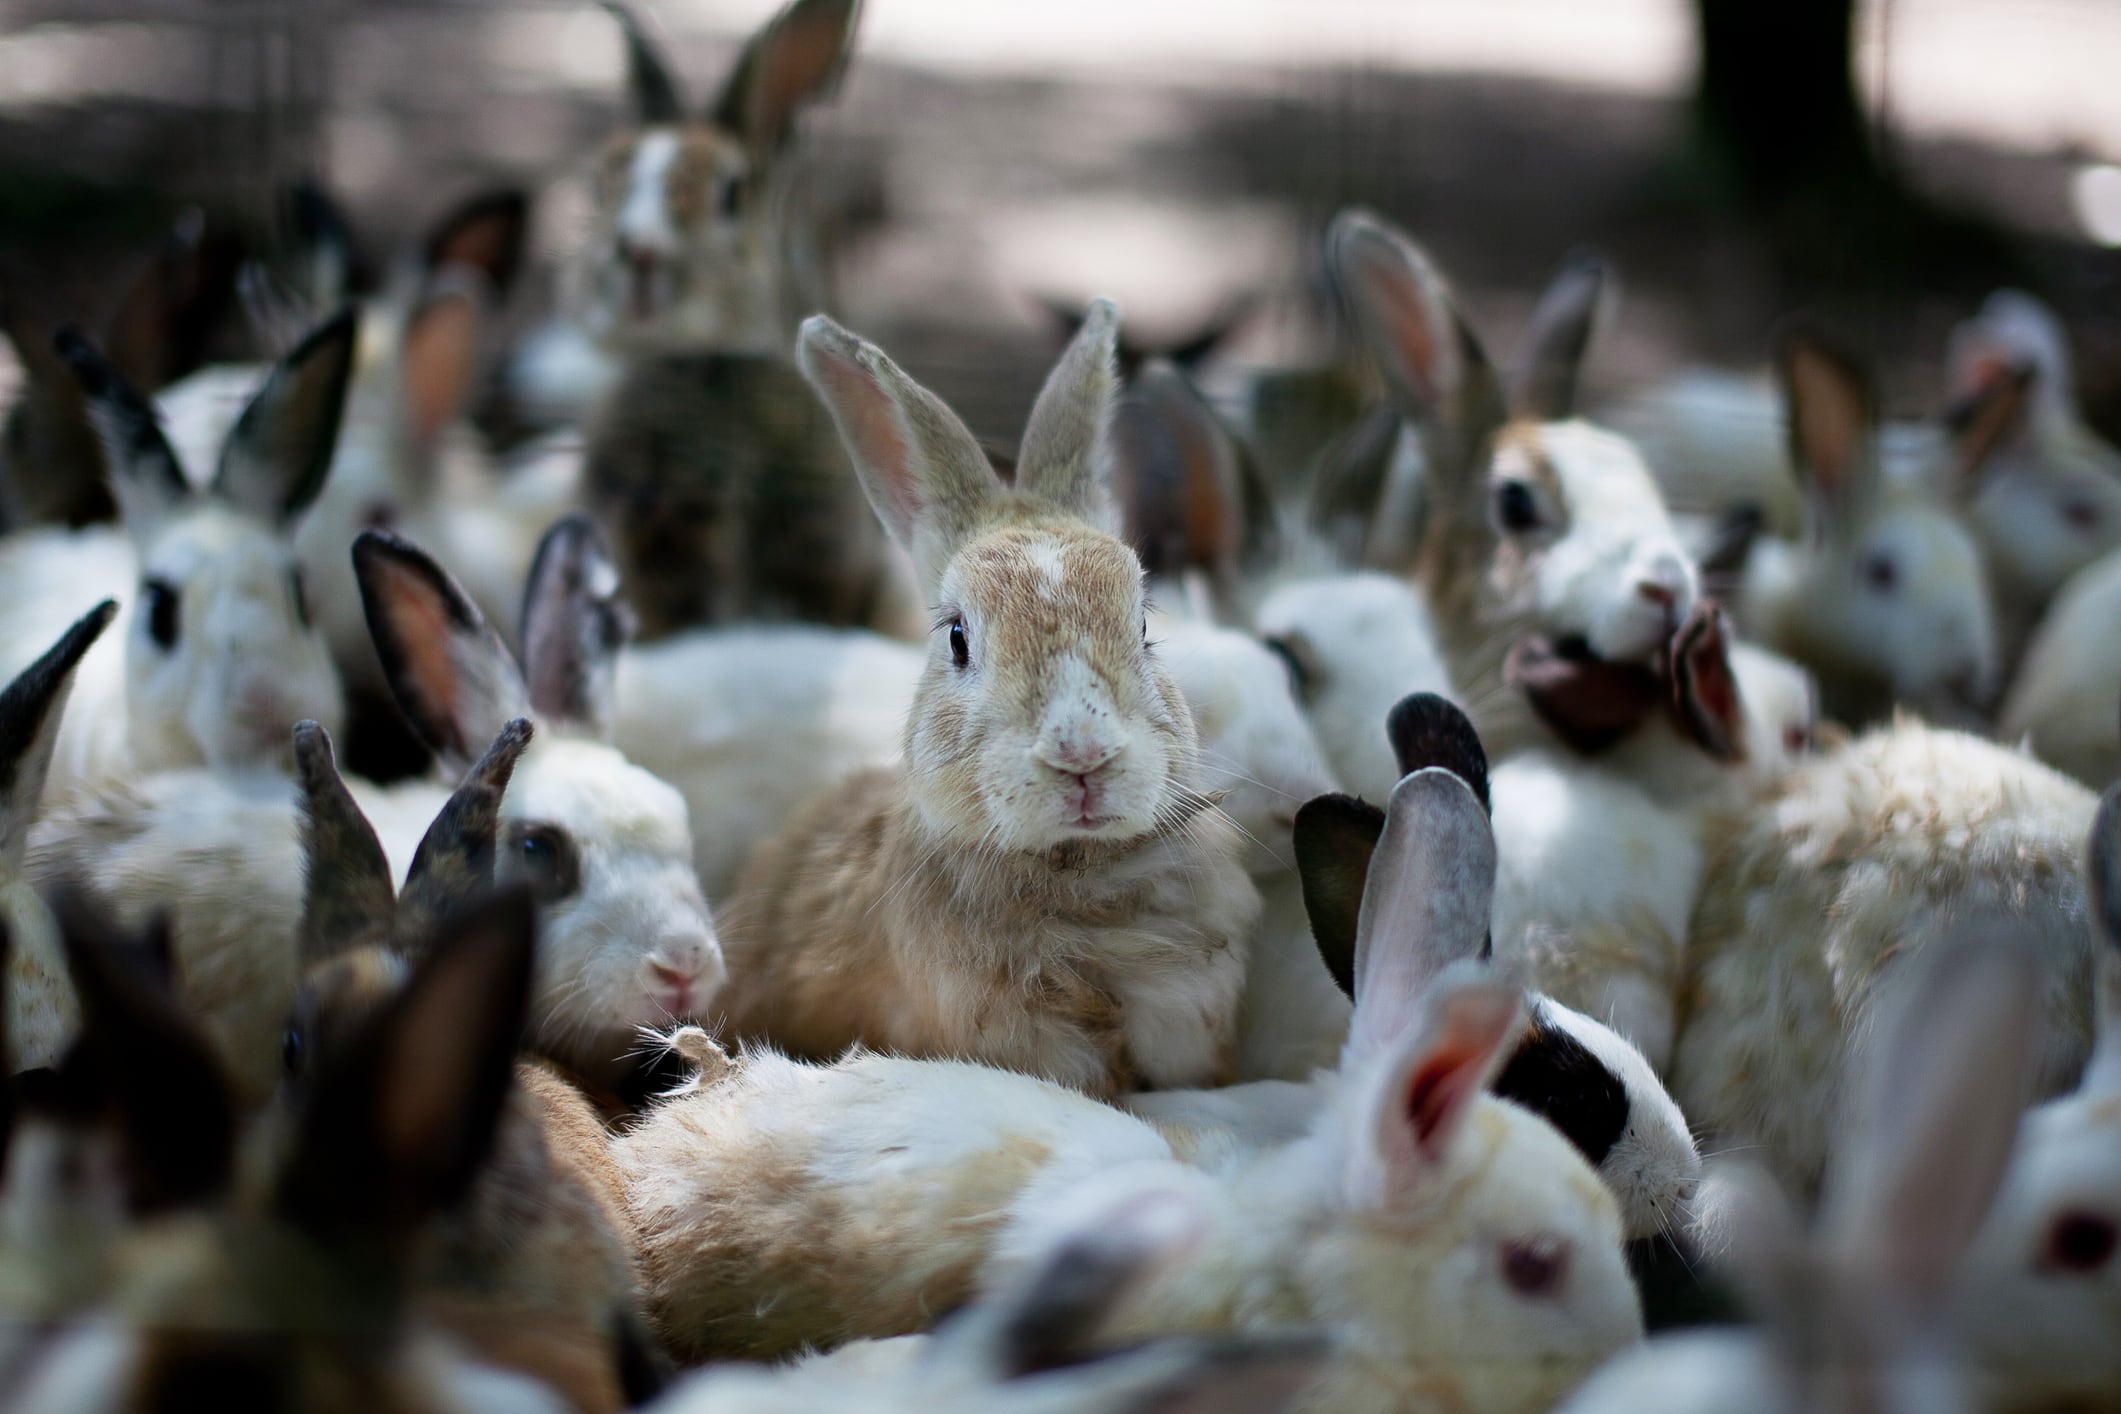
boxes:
[1734,321,2000,728]
[1602,366,1806,542]
[1674,713,2098,1199]
[616,765,1642,1410]
[0,601,117,1072]
[1326,212,1699,762]
[29,516,723,1106]
[0,312,352,796]
[569,0,915,641]
[1561,934,2046,1414]
[1997,543,2121,789]
[2,882,574,1414]
[711,304,1258,1097]
[646,1188,1323,1414]
[282,717,655,1412]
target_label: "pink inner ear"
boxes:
[806,343,922,538]
[1403,1046,1481,1163]
[400,297,479,453]
[1351,243,1449,412]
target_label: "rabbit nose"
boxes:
[650,959,704,1018]
[1034,735,1121,777]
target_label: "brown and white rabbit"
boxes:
[570,0,914,640]
[618,767,1641,1409]
[714,303,1258,1096]
[0,313,353,794]
[282,718,654,1413]
[1326,212,1698,762]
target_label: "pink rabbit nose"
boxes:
[1034,735,1120,777]
[651,960,701,1018]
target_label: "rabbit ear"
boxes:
[1293,792,1386,999]
[1015,296,1121,532]
[398,719,534,950]
[519,514,632,741]
[603,0,687,124]
[422,188,530,298]
[0,600,116,868]
[395,190,530,459]
[353,529,532,769]
[51,887,237,1216]
[214,307,357,526]
[1112,360,1247,593]
[1945,360,2035,498]
[1821,934,2041,1312]
[294,720,398,968]
[1384,693,1489,815]
[711,0,860,162]
[1344,768,1497,1063]
[276,884,534,1245]
[1348,969,1523,1210]
[2083,783,2121,1096]
[1774,319,1880,525]
[101,207,243,393]
[796,314,999,587]
[1668,601,1746,762]
[53,325,191,538]
[282,176,362,313]
[1509,250,1612,422]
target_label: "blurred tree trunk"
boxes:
[1692,0,1877,206]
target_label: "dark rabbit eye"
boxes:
[511,822,581,904]
[289,568,311,629]
[1495,481,1542,534]
[142,578,180,649]
[1862,550,1899,594]
[2045,1211,2118,1274]
[1501,1239,1569,1299]
[948,618,970,670]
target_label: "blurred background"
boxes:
[2,0,2119,444]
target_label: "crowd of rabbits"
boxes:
[0,1,2115,1410]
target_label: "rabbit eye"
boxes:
[1262,635,1315,700]
[142,578,180,649]
[1861,550,1898,594]
[288,568,311,629]
[1493,480,1542,534]
[1500,1239,1569,1300]
[719,178,744,220]
[281,1027,304,1076]
[948,618,970,670]
[2044,1210,2118,1274]
[511,822,581,904]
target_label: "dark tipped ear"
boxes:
[294,721,398,967]
[520,515,633,740]
[603,1,687,123]
[398,719,534,947]
[1774,318,1879,518]
[988,1188,1202,1376]
[1509,250,1611,422]
[353,529,530,768]
[278,885,535,1243]
[1112,362,1248,593]
[1384,693,1489,815]
[52,888,236,1215]
[712,0,861,161]
[422,188,530,299]
[53,325,190,535]
[1946,361,2035,498]
[282,177,363,311]
[214,307,356,525]
[0,600,117,866]
[101,209,243,393]
[1293,793,1387,998]
[1668,601,1745,762]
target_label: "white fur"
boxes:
[1998,544,2121,788]
[617,131,685,259]
[1604,368,1803,537]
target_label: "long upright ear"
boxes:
[276,885,535,1244]
[1344,768,1497,1063]
[398,719,535,950]
[396,190,532,459]
[53,326,191,539]
[1293,793,1386,999]
[1949,289,2077,435]
[1015,296,1121,531]
[294,721,398,968]
[602,1,687,124]
[711,0,860,161]
[2083,783,2121,1097]
[1384,693,1489,814]
[353,529,531,769]
[1945,361,2035,500]
[52,890,236,1216]
[1112,360,1245,589]
[1668,600,1746,763]
[1774,319,1879,524]
[519,514,633,740]
[283,177,362,313]
[1509,251,1612,422]
[0,600,117,868]
[422,188,531,298]
[1326,208,1503,493]
[795,314,999,587]
[101,208,243,393]
[1821,935,2040,1311]
[1347,970,1523,1210]
[214,307,357,526]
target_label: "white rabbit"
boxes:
[1997,543,2121,789]
[618,766,1643,1414]
[1603,367,1805,539]
[0,601,116,1071]
[1561,936,2046,1414]
[0,316,351,794]
[1327,211,1698,761]
[711,303,1257,1097]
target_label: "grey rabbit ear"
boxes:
[603,0,687,124]
[1384,693,1489,815]
[1112,360,1249,597]
[53,325,190,538]
[397,718,535,951]
[711,0,860,161]
[1508,249,1612,422]
[0,600,117,867]
[214,306,358,526]
[1293,793,1386,999]
[294,720,398,968]
[520,514,633,741]
[1015,296,1122,532]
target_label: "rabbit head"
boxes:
[798,302,1207,855]
[1328,213,1697,740]
[354,516,723,1080]
[1946,290,2121,614]
[1763,323,1998,720]
[55,313,353,774]
[570,0,860,354]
